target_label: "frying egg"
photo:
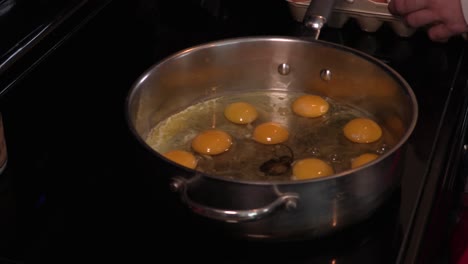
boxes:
[292,94,329,118]
[224,102,258,124]
[163,150,198,169]
[343,117,382,143]
[292,158,334,180]
[351,153,379,169]
[252,122,289,145]
[191,129,233,155]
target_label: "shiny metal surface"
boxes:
[287,0,416,37]
[303,0,336,39]
[170,176,299,223]
[126,37,418,240]
[320,68,332,81]
[277,63,291,75]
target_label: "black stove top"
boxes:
[0,1,467,263]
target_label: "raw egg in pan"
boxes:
[191,129,233,155]
[343,117,382,143]
[224,101,258,124]
[292,158,334,180]
[351,153,379,169]
[253,122,289,145]
[292,94,329,118]
[163,150,198,169]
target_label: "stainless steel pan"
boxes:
[125,0,418,241]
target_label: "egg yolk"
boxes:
[351,153,379,169]
[163,150,198,169]
[343,117,382,143]
[224,102,258,124]
[292,95,329,118]
[252,122,289,145]
[292,158,334,180]
[191,129,232,155]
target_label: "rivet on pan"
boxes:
[278,63,291,75]
[320,69,332,81]
[285,197,298,210]
[169,177,185,192]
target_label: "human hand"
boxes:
[388,0,468,42]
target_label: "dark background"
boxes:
[1,1,468,263]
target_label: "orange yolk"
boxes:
[163,150,198,169]
[343,117,382,143]
[351,153,379,169]
[292,95,329,118]
[224,102,258,124]
[252,122,289,145]
[191,129,232,155]
[292,158,334,180]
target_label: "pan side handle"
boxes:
[170,176,299,223]
[303,0,337,40]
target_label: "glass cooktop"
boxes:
[0,1,467,263]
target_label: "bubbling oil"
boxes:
[146,91,395,181]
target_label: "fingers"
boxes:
[388,0,468,42]
[404,9,438,28]
[388,0,427,16]
[390,4,446,41]
[387,0,399,15]
[427,23,452,42]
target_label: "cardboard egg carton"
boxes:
[286,0,416,37]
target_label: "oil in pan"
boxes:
[286,0,416,37]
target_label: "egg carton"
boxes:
[286,0,416,37]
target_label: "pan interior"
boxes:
[145,89,398,182]
[127,37,416,182]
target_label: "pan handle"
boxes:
[302,0,337,40]
[170,176,299,223]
